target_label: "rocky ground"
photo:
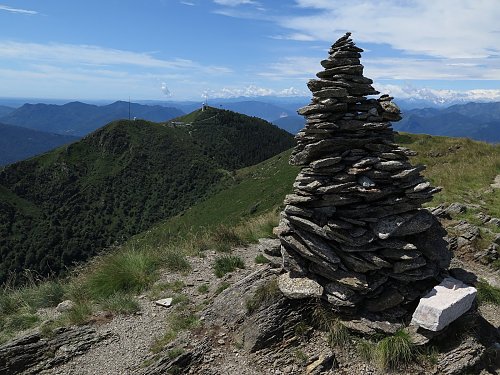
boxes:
[1,202,499,375]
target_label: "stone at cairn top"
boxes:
[276,32,451,318]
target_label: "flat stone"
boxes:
[411,277,477,331]
[310,157,342,169]
[155,298,173,308]
[364,288,404,312]
[371,210,434,239]
[277,272,323,299]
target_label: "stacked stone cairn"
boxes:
[276,33,451,317]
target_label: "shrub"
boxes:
[62,303,93,325]
[213,255,245,277]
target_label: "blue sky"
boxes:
[0,0,499,102]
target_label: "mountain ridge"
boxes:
[0,107,295,282]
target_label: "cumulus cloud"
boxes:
[0,4,37,15]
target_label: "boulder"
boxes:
[411,277,477,331]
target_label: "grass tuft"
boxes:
[197,284,209,294]
[62,303,93,325]
[376,329,415,370]
[213,255,245,278]
[327,319,350,348]
[254,254,270,264]
[161,247,191,272]
[476,280,500,305]
[84,249,158,299]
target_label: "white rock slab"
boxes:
[278,272,323,299]
[155,298,173,308]
[411,277,476,331]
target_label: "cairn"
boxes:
[277,33,451,316]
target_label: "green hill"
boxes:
[0,107,295,282]
[128,133,500,252]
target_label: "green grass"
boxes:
[128,149,296,248]
[396,134,500,217]
[327,320,351,348]
[355,329,416,371]
[161,247,191,272]
[99,292,140,314]
[476,280,500,305]
[61,302,94,325]
[213,255,245,278]
[376,329,415,370]
[197,284,209,294]
[83,248,159,299]
[255,254,270,264]
[294,349,309,365]
[215,282,231,296]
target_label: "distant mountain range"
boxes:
[0,107,295,282]
[0,105,15,117]
[0,123,79,166]
[394,102,500,142]
[0,101,184,136]
[0,97,498,149]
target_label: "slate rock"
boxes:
[277,272,323,299]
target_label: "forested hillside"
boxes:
[0,107,294,282]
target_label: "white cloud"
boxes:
[180,1,195,5]
[376,83,500,103]
[281,0,500,59]
[0,4,37,15]
[211,85,306,98]
[0,41,232,74]
[213,0,258,6]
[256,54,500,83]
